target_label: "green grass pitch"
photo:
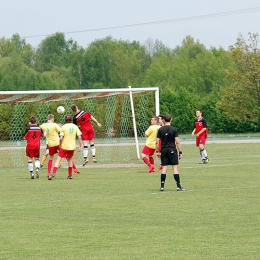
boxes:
[1,142,260,259]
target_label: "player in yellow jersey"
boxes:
[141,116,160,173]
[40,114,61,178]
[50,114,83,180]
[40,116,81,176]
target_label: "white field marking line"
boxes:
[181,161,260,169]
[1,184,259,207]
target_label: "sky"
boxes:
[1,0,260,50]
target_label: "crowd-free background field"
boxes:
[1,141,260,260]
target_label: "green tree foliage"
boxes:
[82,37,150,88]
[142,52,172,88]
[218,33,260,123]
[0,103,13,140]
[34,32,78,72]
[143,36,232,95]
[41,66,78,90]
[82,37,114,88]
[0,33,79,90]
[0,34,35,67]
[1,32,260,133]
[0,55,61,90]
[143,35,237,133]
[159,87,199,133]
[11,34,35,67]
[68,47,85,89]
[168,36,232,95]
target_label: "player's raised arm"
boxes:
[91,115,102,128]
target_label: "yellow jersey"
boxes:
[40,122,61,147]
[145,124,160,149]
[60,123,82,150]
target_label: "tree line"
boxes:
[0,32,260,134]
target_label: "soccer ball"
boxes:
[57,106,65,114]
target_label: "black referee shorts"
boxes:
[161,147,179,166]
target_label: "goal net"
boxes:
[0,87,159,168]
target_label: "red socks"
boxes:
[68,167,73,177]
[48,159,53,176]
[149,156,154,165]
[142,157,151,167]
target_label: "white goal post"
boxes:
[0,87,159,167]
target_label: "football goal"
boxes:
[0,87,159,168]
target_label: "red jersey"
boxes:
[194,117,208,139]
[23,124,43,149]
[73,110,94,132]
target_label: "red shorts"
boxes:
[58,148,74,159]
[81,125,95,141]
[196,136,207,146]
[142,145,156,156]
[82,130,94,141]
[49,145,60,156]
[26,148,40,158]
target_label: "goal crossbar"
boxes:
[0,87,159,105]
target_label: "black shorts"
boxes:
[161,147,178,166]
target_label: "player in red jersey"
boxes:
[192,109,209,164]
[23,116,44,179]
[71,104,102,166]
